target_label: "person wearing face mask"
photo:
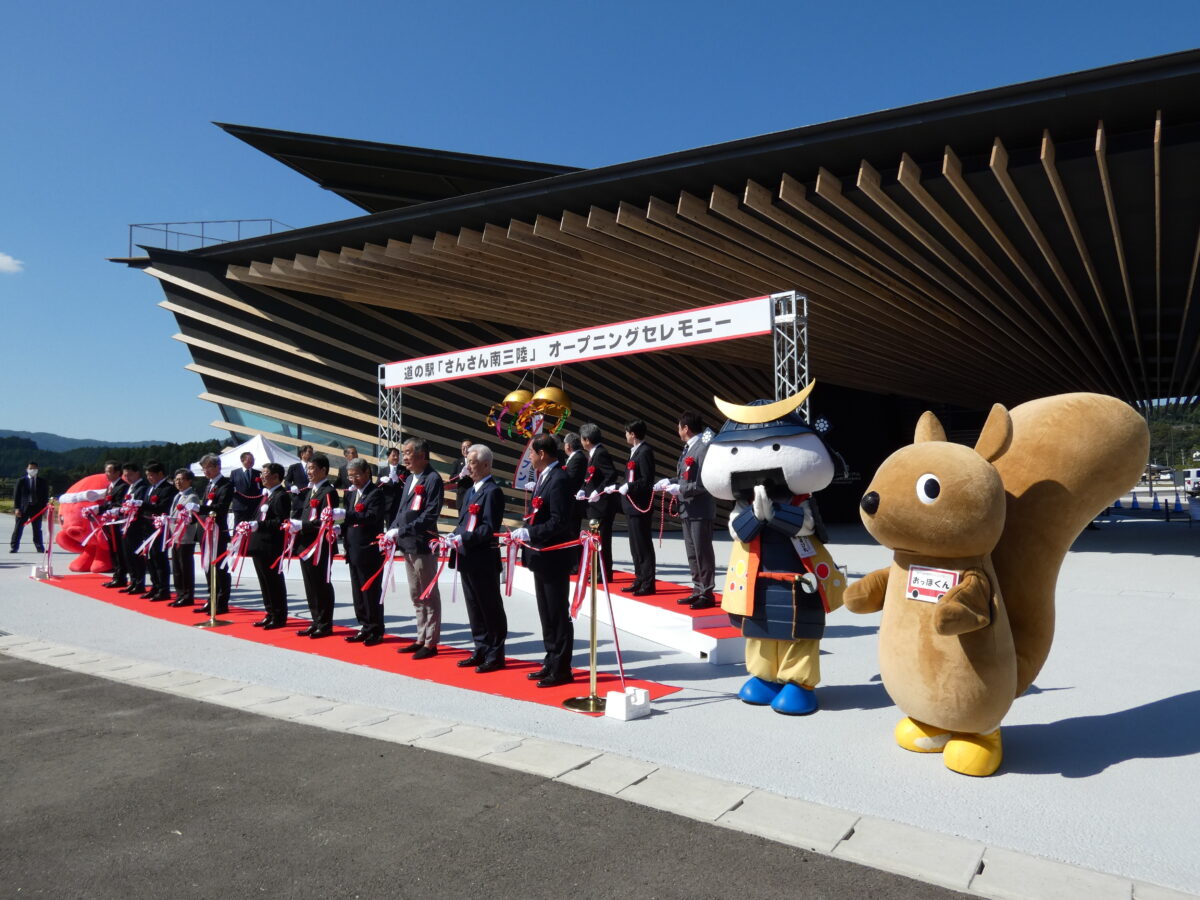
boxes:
[10,461,50,554]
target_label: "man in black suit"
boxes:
[512,434,576,687]
[140,461,178,600]
[194,454,233,615]
[448,443,507,673]
[563,433,587,539]
[617,419,657,596]
[377,446,408,524]
[289,454,340,638]
[386,438,444,659]
[285,445,313,493]
[446,438,473,510]
[10,460,50,553]
[578,423,620,582]
[119,462,151,594]
[168,469,200,608]
[100,460,130,588]
[659,411,718,610]
[230,452,262,524]
[342,458,389,646]
[249,462,291,629]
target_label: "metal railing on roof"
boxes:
[127,219,294,256]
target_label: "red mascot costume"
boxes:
[56,474,115,574]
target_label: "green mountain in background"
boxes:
[0,429,171,452]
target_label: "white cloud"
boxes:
[0,252,24,274]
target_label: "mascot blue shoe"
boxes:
[770,683,819,716]
[738,676,784,705]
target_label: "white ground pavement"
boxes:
[2,514,1197,898]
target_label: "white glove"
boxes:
[185,502,199,512]
[653,478,670,491]
[603,484,617,494]
[752,484,775,522]
[449,533,464,550]
[287,519,302,534]
[617,484,630,496]
[666,483,680,496]
[331,508,346,522]
[523,480,536,491]
[385,528,399,541]
[83,504,100,515]
[510,527,530,543]
[249,521,259,532]
[130,499,143,507]
[588,490,601,502]
[289,485,299,494]
[574,490,587,501]
[332,525,342,538]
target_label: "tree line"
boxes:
[1,436,230,497]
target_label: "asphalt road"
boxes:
[0,655,967,900]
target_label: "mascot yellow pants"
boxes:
[745,637,820,688]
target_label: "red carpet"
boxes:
[43,574,679,714]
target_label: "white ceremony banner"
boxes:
[382,295,772,388]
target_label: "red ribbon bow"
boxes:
[684,455,696,479]
[309,499,319,508]
[354,502,365,513]
[413,484,425,495]
[206,492,215,501]
[587,465,596,476]
[469,503,481,515]
[626,460,636,470]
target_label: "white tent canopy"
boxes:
[190,434,301,477]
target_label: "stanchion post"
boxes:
[564,520,606,714]
[196,512,232,628]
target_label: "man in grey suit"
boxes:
[658,410,717,610]
[168,469,201,607]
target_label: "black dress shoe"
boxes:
[194,605,217,614]
[296,625,316,636]
[344,631,367,643]
[620,583,641,593]
[632,586,657,596]
[122,584,146,594]
[526,667,551,681]
[262,619,288,631]
[536,673,573,688]
[689,597,716,610]
[253,617,271,627]
[101,580,126,589]
[362,634,384,647]
[139,589,158,599]
[149,593,172,602]
[397,643,424,654]
[412,646,438,660]
[167,598,192,608]
[456,654,483,668]
[677,595,702,606]
[309,626,333,639]
[475,659,505,674]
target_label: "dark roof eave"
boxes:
[196,47,1200,265]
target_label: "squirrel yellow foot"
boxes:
[943,729,1003,777]
[894,717,952,753]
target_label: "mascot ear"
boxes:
[974,403,1012,462]
[915,411,947,443]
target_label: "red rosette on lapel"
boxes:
[466,502,481,531]
[684,455,696,480]
[626,459,636,483]
[206,492,215,501]
[525,495,543,523]
[409,483,425,512]
[354,502,365,513]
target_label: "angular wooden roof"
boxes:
[199,50,1200,410]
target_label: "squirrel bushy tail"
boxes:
[991,393,1148,696]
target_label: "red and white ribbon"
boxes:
[361,533,398,595]
[218,521,255,585]
[422,535,458,603]
[273,522,298,572]
[299,505,337,583]
[135,514,170,557]
[80,506,106,548]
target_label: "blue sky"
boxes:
[2,1,1197,443]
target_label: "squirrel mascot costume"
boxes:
[845,393,1148,776]
[701,383,846,716]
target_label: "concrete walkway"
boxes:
[1,514,1196,898]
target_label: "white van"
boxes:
[1183,468,1200,495]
